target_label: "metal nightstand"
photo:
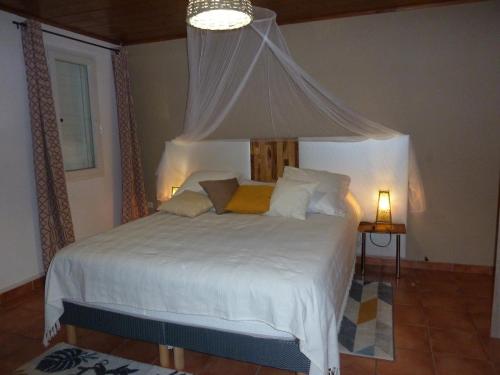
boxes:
[358,221,407,278]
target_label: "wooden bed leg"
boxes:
[173,347,185,370]
[159,345,170,368]
[66,325,77,346]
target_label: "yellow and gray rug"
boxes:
[16,343,191,375]
[338,279,394,360]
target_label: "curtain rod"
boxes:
[12,21,120,53]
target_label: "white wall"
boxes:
[0,10,121,292]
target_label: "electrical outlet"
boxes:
[147,201,154,209]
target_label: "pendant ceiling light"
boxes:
[187,0,253,30]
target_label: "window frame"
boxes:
[47,47,104,181]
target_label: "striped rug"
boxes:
[338,279,394,360]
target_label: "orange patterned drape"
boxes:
[21,20,75,272]
[112,48,148,223]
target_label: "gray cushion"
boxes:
[199,178,239,214]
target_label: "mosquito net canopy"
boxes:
[158,7,425,212]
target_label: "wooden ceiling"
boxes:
[0,0,483,45]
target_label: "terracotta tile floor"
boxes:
[0,265,498,375]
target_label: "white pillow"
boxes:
[266,178,318,220]
[176,170,241,196]
[283,166,350,217]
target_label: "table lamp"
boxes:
[376,190,392,224]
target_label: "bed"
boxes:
[44,137,410,375]
[44,203,360,375]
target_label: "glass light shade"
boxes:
[171,186,180,197]
[187,0,253,30]
[376,190,392,224]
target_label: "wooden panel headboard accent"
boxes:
[250,139,299,182]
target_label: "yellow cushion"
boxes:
[225,185,274,214]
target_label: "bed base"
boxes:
[61,302,311,374]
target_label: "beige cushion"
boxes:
[199,178,239,214]
[158,191,213,218]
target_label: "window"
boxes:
[48,48,102,178]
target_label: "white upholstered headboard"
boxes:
[158,136,409,221]
[157,136,410,256]
[299,136,409,224]
[157,140,251,201]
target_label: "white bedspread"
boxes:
[45,209,359,375]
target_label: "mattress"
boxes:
[45,205,359,375]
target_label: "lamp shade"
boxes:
[376,190,392,224]
[187,0,253,30]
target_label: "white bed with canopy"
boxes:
[45,7,426,375]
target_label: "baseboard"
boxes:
[0,275,45,307]
[0,272,45,294]
[357,255,494,275]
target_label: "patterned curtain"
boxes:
[112,48,148,223]
[21,20,75,272]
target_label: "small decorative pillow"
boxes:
[266,178,319,220]
[176,170,241,196]
[199,178,239,214]
[283,166,350,217]
[225,185,275,214]
[157,191,213,218]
